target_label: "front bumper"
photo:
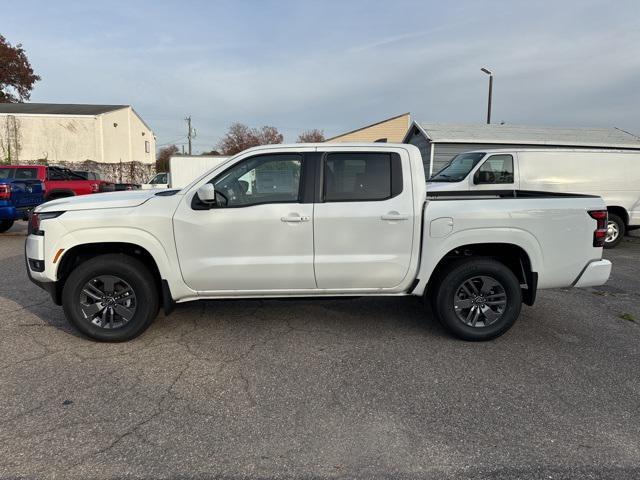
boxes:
[573,259,612,288]
[25,233,61,304]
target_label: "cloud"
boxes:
[5,0,640,148]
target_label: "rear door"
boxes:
[313,149,414,289]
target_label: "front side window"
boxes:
[324,153,392,201]
[212,154,302,207]
[474,154,514,184]
[430,152,486,182]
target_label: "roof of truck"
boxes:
[407,123,640,149]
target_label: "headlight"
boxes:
[28,211,64,236]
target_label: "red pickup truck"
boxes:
[0,166,114,201]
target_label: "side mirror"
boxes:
[196,183,216,203]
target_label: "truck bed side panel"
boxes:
[416,196,606,293]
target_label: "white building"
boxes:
[0,103,156,165]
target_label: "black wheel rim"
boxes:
[453,275,507,328]
[79,275,137,329]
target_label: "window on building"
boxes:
[145,141,150,153]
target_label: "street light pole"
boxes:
[481,67,493,124]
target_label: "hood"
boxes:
[36,189,162,213]
[426,180,468,192]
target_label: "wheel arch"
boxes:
[50,229,188,310]
[413,228,542,305]
[606,206,629,226]
[45,189,76,201]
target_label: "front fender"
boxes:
[50,227,196,301]
[413,227,543,296]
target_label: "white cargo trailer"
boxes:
[169,155,229,189]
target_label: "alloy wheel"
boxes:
[453,275,507,328]
[79,275,137,329]
[606,221,619,243]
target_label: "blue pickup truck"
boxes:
[0,175,44,233]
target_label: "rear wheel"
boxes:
[432,258,522,341]
[604,213,625,249]
[62,254,159,341]
[0,220,14,233]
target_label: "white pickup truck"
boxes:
[25,143,612,342]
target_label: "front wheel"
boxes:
[432,258,522,341]
[62,254,159,341]
[604,213,625,249]
[0,219,14,233]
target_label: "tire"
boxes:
[431,258,522,341]
[604,213,625,249]
[0,219,14,233]
[62,254,159,342]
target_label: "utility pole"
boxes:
[481,67,493,124]
[185,116,196,155]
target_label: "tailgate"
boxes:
[11,180,44,207]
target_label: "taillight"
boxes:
[90,183,99,193]
[588,210,608,247]
[0,183,11,200]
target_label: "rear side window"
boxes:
[323,152,401,202]
[47,169,68,180]
[474,154,514,184]
[14,168,38,180]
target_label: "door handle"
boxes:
[381,212,409,221]
[281,214,310,223]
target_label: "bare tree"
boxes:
[297,129,325,143]
[218,123,284,155]
[156,144,179,172]
[0,35,41,103]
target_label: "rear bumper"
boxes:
[573,259,612,288]
[0,205,30,221]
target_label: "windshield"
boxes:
[149,173,167,184]
[429,152,486,182]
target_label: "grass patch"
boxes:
[619,313,636,323]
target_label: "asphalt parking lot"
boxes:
[1,223,639,479]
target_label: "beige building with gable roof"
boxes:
[325,113,411,143]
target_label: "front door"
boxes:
[174,152,316,292]
[313,150,415,289]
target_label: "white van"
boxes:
[427,148,640,248]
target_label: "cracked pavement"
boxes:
[1,223,640,479]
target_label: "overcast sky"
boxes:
[3,0,640,151]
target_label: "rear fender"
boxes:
[413,227,543,296]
